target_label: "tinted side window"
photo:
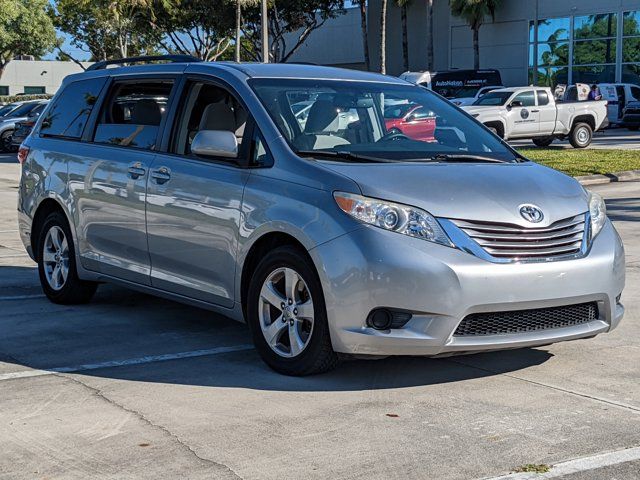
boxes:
[513,91,536,107]
[94,81,173,150]
[537,90,550,106]
[631,86,640,100]
[40,78,107,139]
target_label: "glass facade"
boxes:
[529,10,640,87]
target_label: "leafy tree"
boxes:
[0,0,57,77]
[234,0,259,62]
[52,0,160,61]
[240,0,345,63]
[149,0,236,61]
[450,0,501,69]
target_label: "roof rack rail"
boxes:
[87,55,202,72]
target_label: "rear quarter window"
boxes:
[40,78,107,139]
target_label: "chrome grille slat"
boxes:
[451,214,587,261]
[474,234,584,250]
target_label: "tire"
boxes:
[532,136,554,147]
[569,122,593,148]
[37,211,98,304]
[0,130,12,153]
[247,246,339,376]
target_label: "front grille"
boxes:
[454,302,599,336]
[451,214,586,261]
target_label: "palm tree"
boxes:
[450,0,501,69]
[426,0,434,70]
[395,0,413,72]
[356,0,370,71]
[380,0,388,73]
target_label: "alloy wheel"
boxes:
[258,267,315,358]
[42,226,69,291]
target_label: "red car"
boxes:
[384,104,436,142]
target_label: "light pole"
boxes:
[261,0,269,63]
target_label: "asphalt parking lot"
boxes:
[0,152,638,479]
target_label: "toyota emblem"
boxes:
[519,204,544,223]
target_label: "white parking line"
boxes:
[483,446,640,479]
[0,294,45,301]
[0,344,254,382]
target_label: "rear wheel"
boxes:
[532,136,555,147]
[37,211,98,304]
[569,122,593,148]
[247,246,338,376]
[0,130,13,153]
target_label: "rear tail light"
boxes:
[17,146,29,165]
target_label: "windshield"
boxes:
[472,91,513,106]
[0,104,17,117]
[437,86,482,99]
[250,79,515,162]
[7,102,41,118]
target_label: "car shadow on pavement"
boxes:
[0,266,554,392]
[0,154,18,164]
[605,197,640,223]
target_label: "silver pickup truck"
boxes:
[462,87,608,148]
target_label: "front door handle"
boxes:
[151,166,171,184]
[531,109,540,113]
[128,162,146,179]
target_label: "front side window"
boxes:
[93,81,173,150]
[473,91,513,106]
[251,79,515,162]
[172,81,248,157]
[40,78,107,139]
[8,102,41,118]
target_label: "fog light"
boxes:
[367,308,413,330]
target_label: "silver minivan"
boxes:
[18,57,625,375]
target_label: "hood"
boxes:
[321,161,588,227]
[461,105,501,114]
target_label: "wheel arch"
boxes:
[571,114,596,131]
[30,197,73,262]
[484,120,505,138]
[239,231,312,320]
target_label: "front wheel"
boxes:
[569,122,593,148]
[247,246,338,376]
[37,211,98,304]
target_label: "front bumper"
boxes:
[310,220,625,356]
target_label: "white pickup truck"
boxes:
[462,87,608,148]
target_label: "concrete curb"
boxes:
[576,169,640,186]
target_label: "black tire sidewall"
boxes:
[247,247,336,375]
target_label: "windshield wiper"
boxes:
[429,153,515,164]
[296,150,391,163]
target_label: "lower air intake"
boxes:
[454,302,599,336]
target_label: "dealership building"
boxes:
[292,0,640,87]
[0,60,91,97]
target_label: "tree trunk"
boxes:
[401,4,409,72]
[380,0,387,74]
[426,0,433,70]
[473,26,479,69]
[358,0,370,71]
[235,1,242,62]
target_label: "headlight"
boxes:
[588,191,606,238]
[334,192,453,246]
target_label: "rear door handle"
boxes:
[127,162,146,179]
[150,166,171,184]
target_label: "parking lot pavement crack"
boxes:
[59,373,245,480]
[445,359,640,414]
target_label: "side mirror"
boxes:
[191,130,238,158]
[510,100,523,108]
